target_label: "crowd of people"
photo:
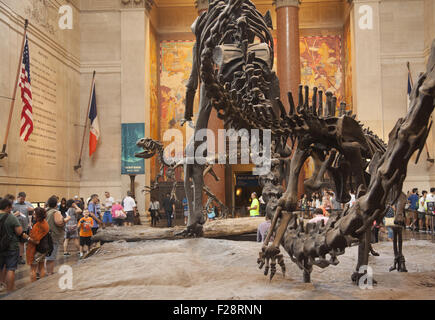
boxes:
[0,191,140,293]
[148,194,221,228]
[406,188,435,233]
[295,189,349,218]
[256,187,435,244]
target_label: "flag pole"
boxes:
[74,70,96,171]
[408,62,434,163]
[0,19,29,160]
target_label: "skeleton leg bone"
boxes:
[184,83,213,237]
[258,143,310,281]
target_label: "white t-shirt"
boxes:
[418,196,427,212]
[150,201,160,211]
[104,196,114,210]
[425,193,435,212]
[348,194,356,208]
[123,196,136,212]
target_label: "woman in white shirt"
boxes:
[425,188,435,232]
[417,191,427,231]
[149,197,160,227]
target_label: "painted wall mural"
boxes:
[300,35,344,106]
[273,36,344,106]
[272,35,344,179]
[156,36,346,181]
[159,40,199,180]
[300,35,344,180]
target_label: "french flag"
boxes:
[407,62,413,110]
[89,83,100,157]
[407,71,412,109]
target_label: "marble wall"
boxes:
[424,0,435,190]
[0,0,81,201]
[350,0,433,191]
[79,1,150,213]
[378,0,433,191]
[79,7,122,203]
[0,0,150,213]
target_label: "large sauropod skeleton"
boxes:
[182,0,434,282]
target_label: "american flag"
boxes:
[19,35,33,142]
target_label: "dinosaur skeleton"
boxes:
[181,0,434,283]
[135,137,229,218]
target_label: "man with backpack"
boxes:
[45,196,71,276]
[12,192,34,265]
[0,198,30,293]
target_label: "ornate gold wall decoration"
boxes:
[121,0,155,11]
[24,0,56,35]
[272,0,301,9]
[194,0,209,12]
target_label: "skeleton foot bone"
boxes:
[258,245,286,280]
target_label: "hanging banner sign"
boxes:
[121,123,145,175]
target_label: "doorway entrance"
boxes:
[234,173,262,217]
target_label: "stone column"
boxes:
[348,0,383,139]
[274,0,301,109]
[120,0,154,214]
[193,0,226,209]
[274,0,304,197]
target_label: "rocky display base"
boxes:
[3,239,435,300]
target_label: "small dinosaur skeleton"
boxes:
[135,137,229,219]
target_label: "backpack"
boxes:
[36,231,53,256]
[207,208,216,219]
[0,213,11,252]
